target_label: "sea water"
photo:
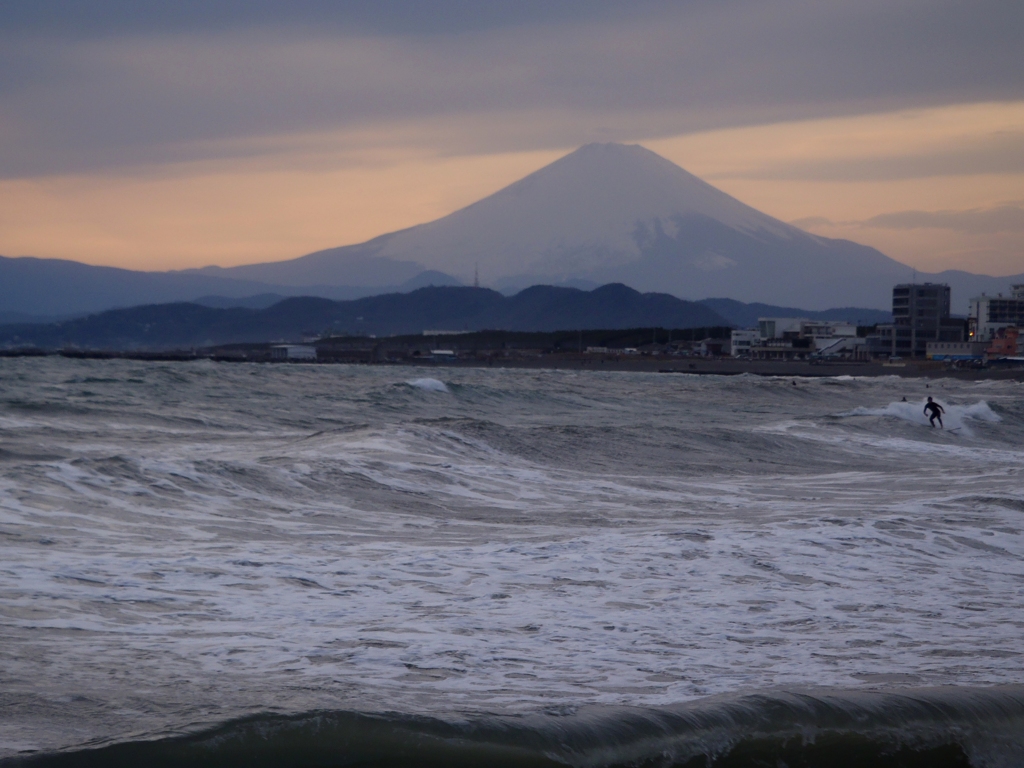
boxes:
[1,358,1022,766]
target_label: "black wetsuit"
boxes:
[924,401,944,427]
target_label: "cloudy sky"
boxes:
[1,1,1022,275]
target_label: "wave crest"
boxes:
[9,687,1023,768]
[407,377,450,393]
[841,399,1000,435]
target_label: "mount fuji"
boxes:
[4,143,1021,317]
[191,143,1018,310]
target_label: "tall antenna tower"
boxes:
[474,263,479,288]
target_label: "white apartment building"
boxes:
[968,285,1024,341]
[757,318,857,348]
[743,318,864,359]
[730,329,759,357]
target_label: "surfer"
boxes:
[924,397,945,428]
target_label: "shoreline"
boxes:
[3,347,1023,380]
[417,356,1024,380]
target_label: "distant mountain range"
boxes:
[172,143,1024,310]
[699,299,891,328]
[0,254,463,317]
[0,285,680,349]
[188,293,892,327]
[3,143,1020,317]
[0,284,895,351]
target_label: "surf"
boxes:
[839,399,1001,436]
[4,360,1024,763]
[406,377,450,393]
[5,687,1022,768]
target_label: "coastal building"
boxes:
[926,341,987,361]
[730,329,759,357]
[749,337,812,360]
[866,283,964,358]
[756,318,856,342]
[799,321,862,358]
[986,326,1022,358]
[813,334,868,360]
[748,318,863,360]
[270,344,317,361]
[698,338,727,356]
[757,318,804,339]
[968,285,1024,341]
[801,321,857,339]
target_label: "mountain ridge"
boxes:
[0,284,731,349]
[700,298,891,328]
[158,143,1024,310]
[3,143,1022,315]
[0,254,462,316]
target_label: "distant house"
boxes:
[699,338,727,357]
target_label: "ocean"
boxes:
[1,357,1022,767]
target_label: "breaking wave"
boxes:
[406,377,450,392]
[840,399,1001,435]
[6,687,1023,768]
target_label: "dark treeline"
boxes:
[399,327,732,350]
[0,327,734,362]
[0,284,728,351]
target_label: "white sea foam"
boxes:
[839,398,1001,435]
[407,377,449,392]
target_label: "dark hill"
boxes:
[0,284,728,350]
[0,254,463,317]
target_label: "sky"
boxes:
[1,1,1022,276]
